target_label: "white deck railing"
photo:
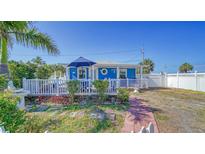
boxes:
[23,79,148,96]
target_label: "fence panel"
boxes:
[23,79,145,96]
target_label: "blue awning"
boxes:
[68,57,96,67]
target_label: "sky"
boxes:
[10,21,205,73]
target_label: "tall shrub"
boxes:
[67,80,80,103]
[117,88,129,103]
[0,75,8,91]
[0,92,26,132]
[93,80,109,103]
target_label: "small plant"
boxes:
[67,80,80,103]
[117,88,129,103]
[92,80,109,104]
[0,75,8,91]
[0,92,26,132]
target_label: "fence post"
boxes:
[164,73,167,87]
[195,71,198,91]
[22,78,26,90]
[177,72,179,88]
[127,78,129,88]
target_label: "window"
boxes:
[119,68,127,79]
[78,67,86,79]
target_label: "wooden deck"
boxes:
[23,79,148,96]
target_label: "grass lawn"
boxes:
[18,103,129,133]
[135,88,205,133]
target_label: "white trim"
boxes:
[96,67,98,80]
[100,68,108,75]
[117,67,120,79]
[92,65,95,80]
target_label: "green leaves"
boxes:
[0,21,59,64]
[179,63,193,73]
[0,92,26,132]
[117,88,129,103]
[92,80,109,103]
[14,28,59,55]
[0,75,8,91]
[67,80,80,103]
[138,58,155,74]
[35,64,53,79]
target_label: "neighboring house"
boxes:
[66,57,139,80]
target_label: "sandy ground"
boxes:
[134,88,205,133]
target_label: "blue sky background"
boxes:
[10,21,205,73]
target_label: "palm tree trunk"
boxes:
[1,38,8,64]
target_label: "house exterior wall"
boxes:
[68,66,137,80]
[127,68,136,79]
[98,68,117,79]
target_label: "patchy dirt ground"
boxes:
[134,88,205,133]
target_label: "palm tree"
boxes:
[179,63,193,73]
[0,21,59,64]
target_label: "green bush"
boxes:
[117,88,129,103]
[0,75,8,91]
[18,115,61,133]
[93,80,109,103]
[0,92,26,132]
[67,80,80,103]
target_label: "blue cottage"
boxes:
[66,57,139,80]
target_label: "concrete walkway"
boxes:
[121,95,159,133]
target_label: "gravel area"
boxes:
[134,88,205,133]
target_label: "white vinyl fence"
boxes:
[145,72,205,92]
[23,79,148,96]
[23,72,205,96]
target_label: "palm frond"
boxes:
[14,28,59,55]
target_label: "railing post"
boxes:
[56,79,59,96]
[127,78,129,88]
[89,79,91,93]
[35,79,38,94]
[117,79,119,89]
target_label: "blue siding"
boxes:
[70,67,77,79]
[127,68,136,79]
[98,68,117,79]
